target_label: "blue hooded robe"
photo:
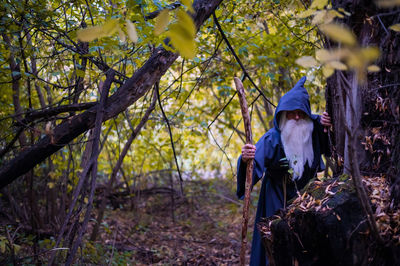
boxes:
[236,77,331,266]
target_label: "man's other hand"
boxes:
[241,144,256,163]
[320,111,332,132]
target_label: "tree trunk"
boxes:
[326,1,400,203]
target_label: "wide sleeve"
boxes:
[236,132,277,199]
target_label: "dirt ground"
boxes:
[89,179,255,265]
[0,179,256,265]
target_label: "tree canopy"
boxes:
[0,0,329,186]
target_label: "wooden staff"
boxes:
[234,77,254,266]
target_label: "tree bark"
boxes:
[327,1,400,204]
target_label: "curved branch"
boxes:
[156,82,184,195]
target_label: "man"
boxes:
[236,77,332,265]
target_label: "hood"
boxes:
[273,76,319,131]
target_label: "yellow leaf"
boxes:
[76,19,119,42]
[77,25,104,42]
[295,56,318,68]
[312,10,327,25]
[316,48,349,62]
[367,65,381,72]
[389,23,400,32]
[118,28,126,42]
[297,9,315,18]
[102,19,119,36]
[322,65,334,77]
[176,10,196,37]
[167,24,196,59]
[338,8,351,16]
[310,0,329,9]
[181,0,194,12]
[322,10,343,25]
[319,23,357,46]
[316,49,332,62]
[126,20,138,43]
[48,171,56,179]
[154,9,169,35]
[346,52,363,69]
[360,47,380,62]
[48,182,55,189]
[328,9,344,19]
[326,60,348,70]
[375,0,400,8]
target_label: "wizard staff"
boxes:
[234,77,254,266]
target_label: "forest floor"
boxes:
[1,178,257,265]
[87,179,254,265]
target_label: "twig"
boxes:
[377,83,400,89]
[174,38,223,116]
[145,2,181,20]
[5,226,16,264]
[213,13,276,108]
[108,225,118,266]
[376,15,389,35]
[156,82,184,196]
[371,10,400,18]
[17,248,69,263]
[207,190,242,206]
[208,127,235,177]
[0,127,24,158]
[24,71,76,89]
[207,92,237,129]
[20,102,97,124]
[269,9,320,49]
[347,219,367,247]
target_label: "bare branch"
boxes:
[156,82,184,195]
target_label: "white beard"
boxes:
[279,112,314,180]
